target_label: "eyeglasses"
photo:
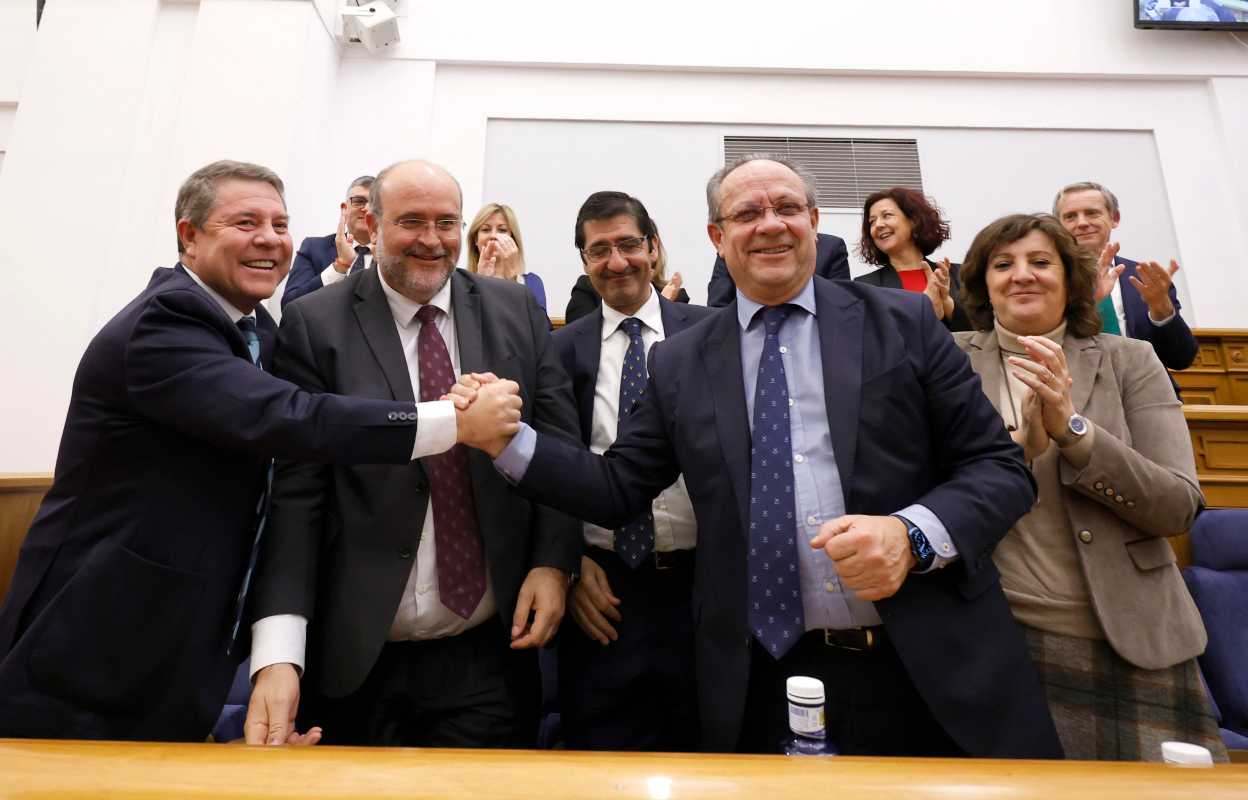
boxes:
[385,216,464,235]
[715,202,809,226]
[581,236,648,263]
[346,197,369,209]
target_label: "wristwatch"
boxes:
[1060,413,1090,446]
[892,514,935,572]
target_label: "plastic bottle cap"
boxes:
[786,676,825,703]
[1161,741,1214,766]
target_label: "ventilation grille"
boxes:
[723,136,923,209]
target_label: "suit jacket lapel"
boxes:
[815,279,864,495]
[573,309,603,446]
[1065,335,1102,414]
[658,294,689,335]
[703,306,751,538]
[1115,258,1143,338]
[352,269,415,402]
[256,306,279,369]
[965,330,1003,415]
[450,270,485,375]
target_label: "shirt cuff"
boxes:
[319,262,349,287]
[412,400,456,460]
[492,422,537,483]
[1147,310,1176,326]
[897,503,958,572]
[249,614,307,680]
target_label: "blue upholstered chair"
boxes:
[1182,509,1248,750]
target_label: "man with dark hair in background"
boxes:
[553,191,712,750]
[282,175,376,309]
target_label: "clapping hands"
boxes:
[921,258,955,321]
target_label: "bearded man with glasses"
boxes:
[245,159,581,748]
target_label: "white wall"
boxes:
[484,119,1182,312]
[1,0,1247,471]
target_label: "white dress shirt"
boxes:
[319,244,373,290]
[250,271,494,678]
[586,290,696,553]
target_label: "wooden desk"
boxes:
[0,740,1245,799]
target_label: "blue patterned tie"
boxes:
[350,244,369,275]
[748,305,804,659]
[614,317,655,568]
[229,317,271,653]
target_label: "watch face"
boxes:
[1069,415,1088,435]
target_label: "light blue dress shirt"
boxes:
[495,276,958,630]
[736,279,956,630]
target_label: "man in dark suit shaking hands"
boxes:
[245,160,581,748]
[461,154,1062,758]
[0,161,512,742]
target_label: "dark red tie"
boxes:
[415,304,487,618]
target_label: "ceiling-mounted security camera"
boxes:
[340,0,401,54]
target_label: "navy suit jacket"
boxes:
[554,294,713,448]
[1115,257,1198,371]
[0,264,418,742]
[515,276,1061,757]
[707,233,850,307]
[281,233,338,310]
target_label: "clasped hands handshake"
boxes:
[448,372,524,458]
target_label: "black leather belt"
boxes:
[590,545,694,571]
[812,626,887,651]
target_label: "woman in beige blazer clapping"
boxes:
[953,212,1224,762]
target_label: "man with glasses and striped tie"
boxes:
[0,160,517,743]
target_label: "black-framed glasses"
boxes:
[715,202,809,226]
[385,216,464,235]
[580,236,648,263]
[346,197,369,209]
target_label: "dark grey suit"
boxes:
[251,267,581,744]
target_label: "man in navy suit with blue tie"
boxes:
[553,191,712,751]
[1053,181,1198,373]
[281,175,376,309]
[0,161,520,742]
[457,155,1062,758]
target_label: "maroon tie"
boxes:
[415,304,487,619]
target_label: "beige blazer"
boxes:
[954,330,1206,670]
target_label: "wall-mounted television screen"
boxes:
[1136,0,1248,29]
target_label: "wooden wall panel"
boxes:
[1175,329,1248,406]
[0,474,51,602]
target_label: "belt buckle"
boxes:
[652,550,675,570]
[823,627,874,651]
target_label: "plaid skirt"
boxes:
[1024,626,1228,762]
